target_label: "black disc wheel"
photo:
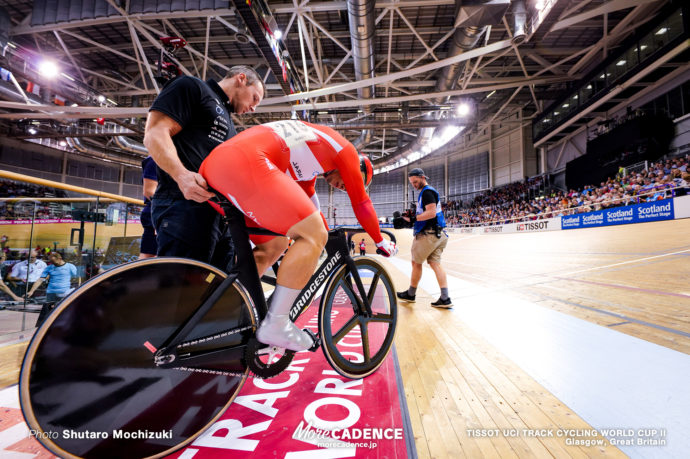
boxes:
[19,258,256,459]
[319,257,397,379]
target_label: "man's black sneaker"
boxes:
[431,297,453,308]
[396,291,416,302]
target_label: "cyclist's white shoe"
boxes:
[256,312,314,351]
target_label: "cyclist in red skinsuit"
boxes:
[200,120,397,352]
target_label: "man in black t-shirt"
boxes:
[143,65,264,265]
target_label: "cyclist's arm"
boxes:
[336,146,383,243]
[297,178,329,229]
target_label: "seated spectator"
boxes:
[0,252,22,302]
[7,250,47,298]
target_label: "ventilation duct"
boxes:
[454,0,511,28]
[112,136,148,155]
[347,0,376,149]
[65,137,141,166]
[512,0,527,45]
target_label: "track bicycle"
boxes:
[19,199,398,459]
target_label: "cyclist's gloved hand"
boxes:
[376,239,397,257]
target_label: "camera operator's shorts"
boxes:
[411,231,448,264]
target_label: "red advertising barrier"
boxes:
[0,296,411,458]
[168,296,410,459]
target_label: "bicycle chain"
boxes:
[175,365,270,379]
[174,333,293,380]
[176,325,254,349]
[174,325,279,379]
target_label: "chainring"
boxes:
[244,338,295,378]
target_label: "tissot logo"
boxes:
[517,221,549,231]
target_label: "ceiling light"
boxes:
[543,119,551,123]
[59,140,67,147]
[616,60,626,66]
[106,98,118,105]
[38,60,59,79]
[28,127,38,135]
[586,84,592,89]
[274,30,283,40]
[61,72,75,81]
[640,44,648,50]
[71,103,78,107]
[486,90,496,99]
[7,42,16,49]
[457,103,470,116]
[655,27,668,35]
[97,95,106,103]
[554,111,560,115]
[535,0,545,9]
[562,103,569,108]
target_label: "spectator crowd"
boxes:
[443,154,690,227]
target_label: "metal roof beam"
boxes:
[10,9,236,35]
[263,38,515,105]
[551,0,659,32]
[0,74,577,119]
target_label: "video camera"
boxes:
[392,209,415,229]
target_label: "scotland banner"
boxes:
[561,200,674,230]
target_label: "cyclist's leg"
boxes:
[256,211,326,351]
[247,228,290,276]
[201,145,324,351]
[277,211,327,288]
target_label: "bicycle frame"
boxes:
[289,227,373,323]
[153,200,389,369]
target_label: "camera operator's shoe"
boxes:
[396,291,416,303]
[256,297,315,352]
[431,297,453,308]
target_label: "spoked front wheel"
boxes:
[319,257,397,379]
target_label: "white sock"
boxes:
[267,284,301,316]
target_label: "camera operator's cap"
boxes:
[408,168,428,178]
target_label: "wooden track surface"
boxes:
[0,219,687,457]
[380,218,689,458]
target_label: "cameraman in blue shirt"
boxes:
[396,168,452,308]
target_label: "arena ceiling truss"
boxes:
[0,0,674,168]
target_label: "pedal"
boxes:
[304,329,321,352]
